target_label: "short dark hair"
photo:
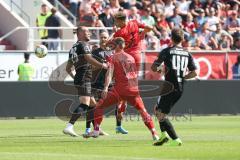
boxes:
[114,12,127,21]
[51,7,57,14]
[24,53,30,60]
[41,4,47,7]
[171,28,184,44]
[114,37,125,46]
[73,26,86,34]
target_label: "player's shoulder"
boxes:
[169,46,190,55]
[160,47,172,54]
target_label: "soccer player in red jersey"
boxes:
[87,37,159,141]
[112,11,153,71]
[110,11,154,119]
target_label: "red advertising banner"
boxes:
[227,52,239,79]
[144,52,236,80]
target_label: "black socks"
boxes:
[69,103,89,124]
[160,118,178,140]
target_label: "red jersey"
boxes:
[113,20,145,53]
[110,50,139,96]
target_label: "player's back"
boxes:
[111,51,139,95]
[161,46,196,91]
[114,20,145,52]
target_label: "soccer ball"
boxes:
[35,45,48,58]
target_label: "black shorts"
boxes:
[75,81,92,96]
[156,90,182,114]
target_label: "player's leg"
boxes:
[63,96,90,137]
[154,91,183,146]
[84,96,109,137]
[85,97,96,135]
[63,83,92,137]
[115,101,128,134]
[126,95,159,141]
[88,90,120,138]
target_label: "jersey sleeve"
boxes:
[187,53,197,71]
[153,48,168,66]
[80,43,91,55]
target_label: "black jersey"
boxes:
[68,41,92,84]
[153,46,196,91]
[91,48,113,89]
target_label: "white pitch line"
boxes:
[0,152,183,160]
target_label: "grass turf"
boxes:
[0,116,239,160]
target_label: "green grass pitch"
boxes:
[0,116,239,160]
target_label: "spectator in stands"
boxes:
[78,0,96,26]
[45,8,62,50]
[159,28,171,49]
[189,0,204,17]
[217,33,231,50]
[92,0,105,15]
[98,5,114,27]
[204,0,219,15]
[151,0,165,14]
[79,0,95,16]
[206,7,220,31]
[212,23,233,47]
[18,53,35,81]
[109,0,121,15]
[168,6,183,29]
[224,10,240,34]
[187,29,201,50]
[183,13,196,34]
[144,32,158,50]
[141,8,155,27]
[128,6,141,21]
[232,55,240,79]
[197,22,218,50]
[232,33,240,50]
[176,0,191,18]
[194,9,207,32]
[90,16,105,39]
[164,0,175,19]
[69,0,79,17]
[119,0,131,9]
[36,4,51,47]
[154,12,170,34]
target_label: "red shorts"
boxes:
[97,88,146,112]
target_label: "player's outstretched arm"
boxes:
[84,54,108,69]
[184,70,197,80]
[66,60,75,79]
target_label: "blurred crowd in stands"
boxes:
[45,0,240,51]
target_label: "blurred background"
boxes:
[0,0,239,118]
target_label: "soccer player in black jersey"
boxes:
[63,26,108,137]
[151,28,197,146]
[84,31,128,136]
